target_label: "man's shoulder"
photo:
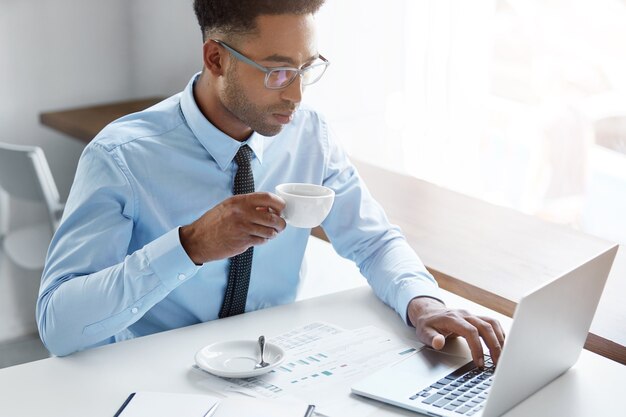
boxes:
[91,93,186,152]
[294,103,327,123]
[289,103,331,138]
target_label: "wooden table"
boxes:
[349,161,625,365]
[40,98,164,142]
[40,100,626,364]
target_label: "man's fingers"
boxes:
[252,207,286,231]
[465,316,502,365]
[421,317,485,366]
[438,317,485,367]
[424,310,484,367]
[247,236,269,247]
[479,315,506,345]
[408,299,506,370]
[244,192,286,214]
[432,333,446,350]
[246,223,280,240]
[417,327,446,350]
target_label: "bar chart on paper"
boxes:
[280,353,347,384]
[278,330,418,389]
[213,323,420,398]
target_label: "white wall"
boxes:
[0,0,202,344]
[128,0,202,97]
[0,0,201,211]
[0,0,131,342]
[0,0,133,202]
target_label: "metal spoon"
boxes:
[255,335,270,369]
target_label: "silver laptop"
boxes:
[352,245,618,417]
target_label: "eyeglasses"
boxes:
[211,39,330,90]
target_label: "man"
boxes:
[37,0,504,367]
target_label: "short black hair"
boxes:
[193,0,326,41]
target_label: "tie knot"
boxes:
[235,145,253,168]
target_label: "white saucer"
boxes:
[194,339,285,378]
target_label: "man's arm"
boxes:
[36,144,200,356]
[37,143,287,357]
[318,120,504,365]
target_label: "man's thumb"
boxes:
[421,328,446,350]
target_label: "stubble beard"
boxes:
[223,63,295,137]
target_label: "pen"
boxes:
[304,404,316,417]
[205,403,219,417]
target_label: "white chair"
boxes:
[0,142,64,270]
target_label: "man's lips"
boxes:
[272,112,294,124]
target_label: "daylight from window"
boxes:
[306,0,626,245]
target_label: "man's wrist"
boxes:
[407,296,446,327]
[179,225,204,265]
[411,296,445,308]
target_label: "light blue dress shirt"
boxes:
[37,73,442,356]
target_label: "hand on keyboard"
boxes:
[407,297,506,367]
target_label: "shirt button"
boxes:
[177,273,186,281]
[131,307,139,314]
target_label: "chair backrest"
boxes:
[0,142,64,233]
[0,188,8,236]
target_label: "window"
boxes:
[306,0,626,244]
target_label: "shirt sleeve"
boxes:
[36,143,200,357]
[318,119,444,326]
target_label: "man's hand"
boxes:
[407,297,505,367]
[180,192,287,264]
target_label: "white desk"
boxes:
[0,240,624,416]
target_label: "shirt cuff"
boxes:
[144,227,202,291]
[397,281,446,327]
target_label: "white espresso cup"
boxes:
[275,183,335,228]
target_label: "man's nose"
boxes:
[281,74,303,104]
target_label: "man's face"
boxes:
[219,14,318,137]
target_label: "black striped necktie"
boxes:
[219,145,254,318]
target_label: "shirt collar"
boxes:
[180,72,265,171]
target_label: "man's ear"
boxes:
[203,40,225,76]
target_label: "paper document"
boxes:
[194,322,422,415]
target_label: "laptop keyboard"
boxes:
[409,356,495,415]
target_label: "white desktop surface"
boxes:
[0,239,623,417]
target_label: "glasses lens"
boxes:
[302,62,328,86]
[265,60,329,89]
[266,69,298,89]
